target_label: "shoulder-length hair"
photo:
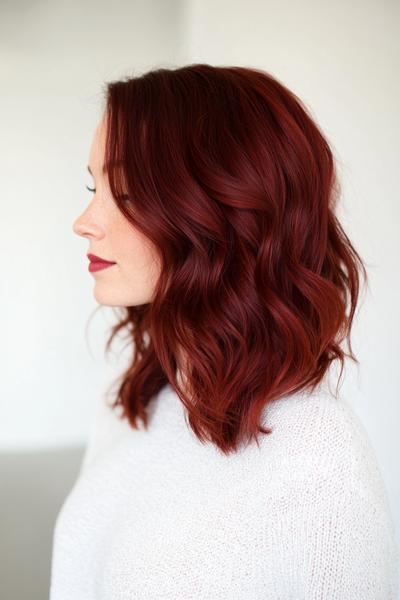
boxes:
[95,63,368,456]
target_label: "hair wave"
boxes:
[93,63,368,456]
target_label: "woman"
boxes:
[49,63,398,599]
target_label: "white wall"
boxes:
[0,0,186,448]
[1,0,398,557]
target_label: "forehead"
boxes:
[87,115,126,182]
[88,116,107,169]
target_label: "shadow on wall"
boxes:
[0,446,85,600]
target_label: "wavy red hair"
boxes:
[92,63,368,456]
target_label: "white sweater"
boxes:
[49,378,399,599]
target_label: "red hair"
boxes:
[95,63,368,456]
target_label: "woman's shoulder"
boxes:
[257,385,393,513]
[262,384,376,458]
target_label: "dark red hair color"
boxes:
[95,63,368,456]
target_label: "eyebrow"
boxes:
[87,164,107,176]
[87,161,123,176]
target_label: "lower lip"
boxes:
[88,262,117,273]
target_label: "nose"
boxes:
[72,209,103,239]
[72,216,81,236]
[72,213,87,237]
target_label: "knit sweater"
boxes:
[49,377,399,599]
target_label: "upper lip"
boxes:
[87,253,116,264]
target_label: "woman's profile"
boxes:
[49,63,399,599]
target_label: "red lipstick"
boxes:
[87,253,117,273]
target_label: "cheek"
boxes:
[117,225,160,274]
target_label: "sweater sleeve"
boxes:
[290,470,399,599]
[283,401,399,599]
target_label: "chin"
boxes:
[93,287,151,308]
[93,288,122,307]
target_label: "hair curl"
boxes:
[91,63,368,456]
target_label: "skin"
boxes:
[72,115,161,307]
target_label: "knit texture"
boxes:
[49,379,399,599]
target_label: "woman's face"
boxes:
[72,116,161,307]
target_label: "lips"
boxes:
[87,253,117,274]
[87,253,116,265]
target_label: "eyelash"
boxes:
[85,184,130,203]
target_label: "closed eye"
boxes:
[86,184,131,203]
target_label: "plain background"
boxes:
[1,0,399,596]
